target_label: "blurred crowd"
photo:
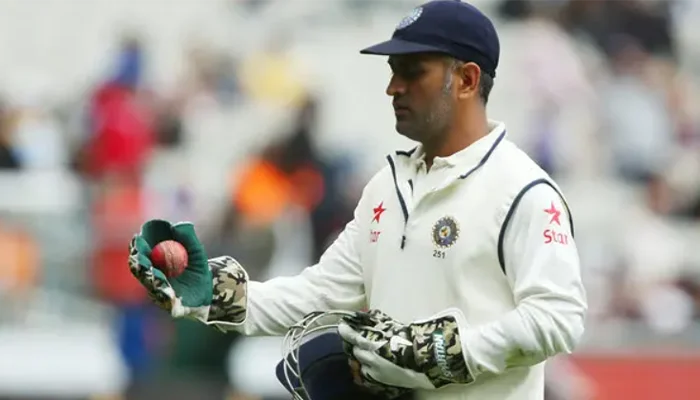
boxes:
[1,0,700,399]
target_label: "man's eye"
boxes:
[394,66,424,80]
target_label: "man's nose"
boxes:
[386,74,407,97]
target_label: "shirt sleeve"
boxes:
[459,182,587,378]
[221,191,368,337]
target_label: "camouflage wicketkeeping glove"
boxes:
[337,309,473,397]
[128,219,249,327]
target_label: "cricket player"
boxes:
[128,1,587,399]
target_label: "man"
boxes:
[128,1,587,399]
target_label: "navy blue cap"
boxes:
[361,0,500,77]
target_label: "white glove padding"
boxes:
[339,322,435,390]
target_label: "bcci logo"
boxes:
[432,216,460,249]
[396,7,423,30]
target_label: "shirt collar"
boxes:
[396,119,507,173]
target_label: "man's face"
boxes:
[386,53,456,142]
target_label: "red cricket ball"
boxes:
[151,240,188,278]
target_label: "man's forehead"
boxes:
[387,52,450,66]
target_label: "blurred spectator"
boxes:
[176,44,244,110]
[238,34,308,107]
[0,99,21,169]
[84,34,155,302]
[213,95,354,281]
[291,98,356,260]
[73,35,155,182]
[2,84,68,170]
[677,272,700,319]
[90,175,149,305]
[0,222,39,296]
[599,37,676,183]
[612,174,693,332]
[497,0,598,177]
[211,54,243,106]
[561,0,677,61]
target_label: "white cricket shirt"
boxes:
[219,120,587,400]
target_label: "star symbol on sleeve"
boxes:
[544,202,562,226]
[372,202,386,223]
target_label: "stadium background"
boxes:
[1,0,700,399]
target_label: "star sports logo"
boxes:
[370,201,385,243]
[544,202,561,225]
[543,201,569,245]
[372,201,386,223]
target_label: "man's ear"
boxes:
[457,62,481,100]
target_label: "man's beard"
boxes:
[398,74,454,141]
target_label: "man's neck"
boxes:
[422,115,489,169]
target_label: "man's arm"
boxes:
[206,199,368,337]
[459,183,587,378]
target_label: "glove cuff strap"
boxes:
[206,256,249,326]
[411,313,474,388]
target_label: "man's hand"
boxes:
[128,219,249,326]
[338,309,473,395]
